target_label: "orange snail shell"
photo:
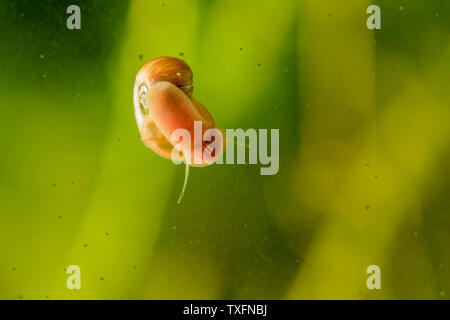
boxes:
[133,56,223,166]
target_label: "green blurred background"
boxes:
[0,0,448,299]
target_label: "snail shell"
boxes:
[133,56,222,166]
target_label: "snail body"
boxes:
[133,57,223,202]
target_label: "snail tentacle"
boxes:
[177,162,190,204]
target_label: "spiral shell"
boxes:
[133,56,221,165]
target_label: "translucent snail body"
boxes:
[133,57,223,202]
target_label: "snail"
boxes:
[133,57,224,203]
